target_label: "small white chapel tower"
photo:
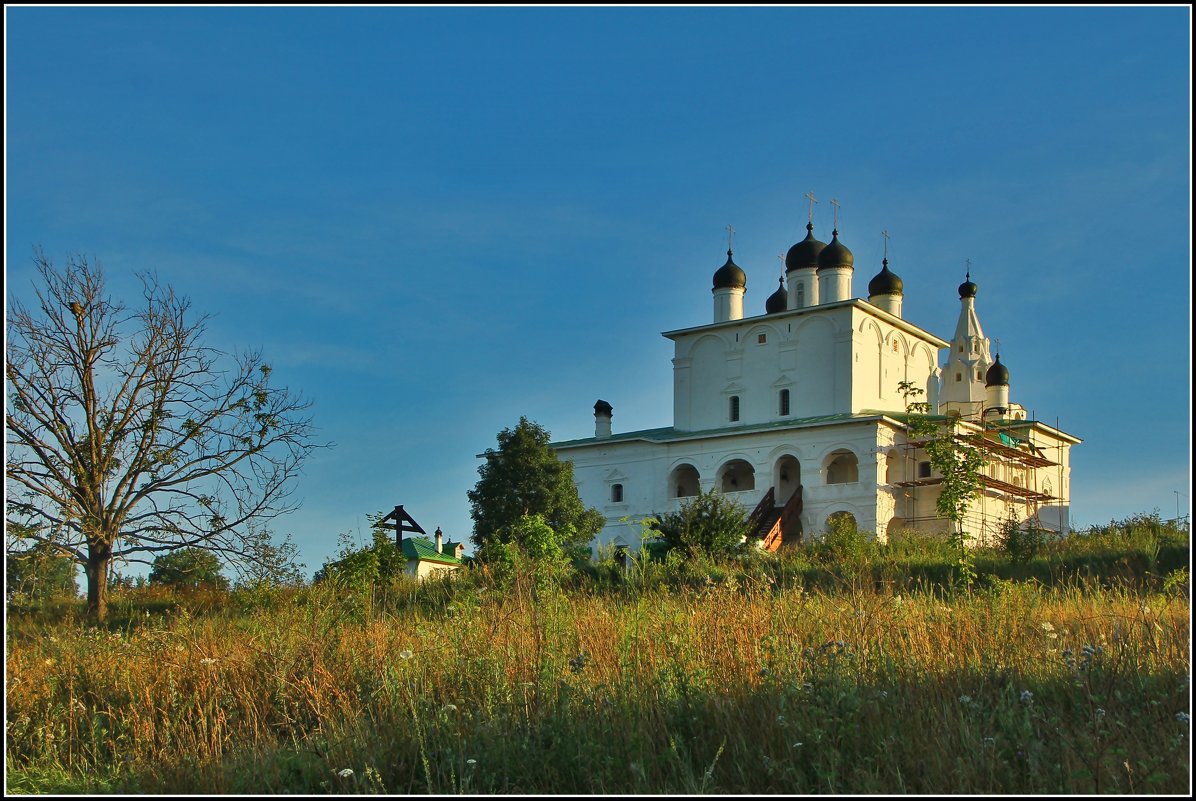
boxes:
[939,269,993,417]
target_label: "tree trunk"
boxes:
[85,541,111,622]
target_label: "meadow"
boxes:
[6,516,1191,794]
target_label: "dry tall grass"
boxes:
[6,572,1190,794]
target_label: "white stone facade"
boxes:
[551,231,1081,553]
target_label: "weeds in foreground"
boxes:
[6,569,1190,794]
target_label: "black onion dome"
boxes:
[765,278,787,314]
[594,399,613,416]
[868,258,903,297]
[784,223,826,272]
[817,229,853,271]
[712,249,747,290]
[985,355,1009,387]
[958,272,977,298]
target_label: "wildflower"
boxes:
[399,650,413,660]
[792,742,803,748]
[569,654,589,673]
[200,658,217,666]
[982,737,995,747]
[1020,690,1034,704]
[1081,644,1096,657]
[1039,621,1055,633]
[337,768,354,778]
[441,704,458,713]
[1177,712,1190,724]
[44,658,54,667]
[878,690,889,699]
[775,714,786,725]
[1095,708,1106,719]
[466,759,477,766]
[959,695,973,705]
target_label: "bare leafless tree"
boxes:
[6,251,322,620]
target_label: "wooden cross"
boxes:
[376,504,426,547]
[804,191,817,223]
[830,198,840,230]
[726,224,735,251]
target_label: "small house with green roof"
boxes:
[401,527,466,580]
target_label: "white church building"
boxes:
[552,215,1080,554]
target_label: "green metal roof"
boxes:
[552,412,888,450]
[401,537,464,566]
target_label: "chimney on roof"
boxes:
[435,527,443,554]
[594,399,613,438]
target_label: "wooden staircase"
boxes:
[746,485,803,552]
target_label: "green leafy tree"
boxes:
[6,252,321,621]
[897,381,986,588]
[148,547,229,591]
[235,526,307,588]
[313,516,406,591]
[652,488,749,557]
[6,522,79,601]
[467,417,604,550]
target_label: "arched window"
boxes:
[670,464,700,498]
[826,450,859,484]
[611,484,623,503]
[719,459,755,492]
[729,395,740,422]
[797,283,805,307]
[955,372,962,382]
[779,389,790,416]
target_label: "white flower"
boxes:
[1020,690,1034,704]
[1039,621,1055,633]
[399,649,414,660]
[200,657,217,666]
[982,737,995,746]
[775,714,785,724]
[1095,708,1106,719]
[959,695,973,705]
[1177,712,1190,724]
[337,768,354,778]
[441,703,458,713]
[466,759,477,765]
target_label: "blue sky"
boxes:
[5,7,1191,576]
